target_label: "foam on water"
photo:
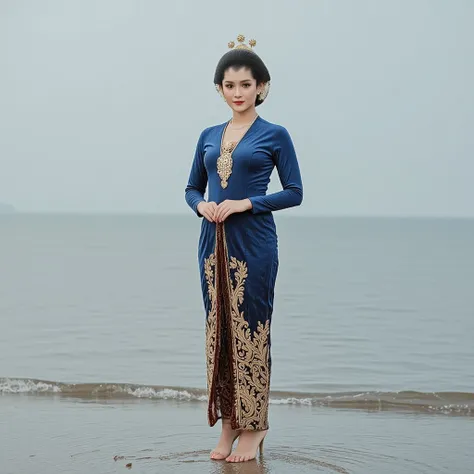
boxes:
[1,377,472,416]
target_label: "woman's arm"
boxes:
[249,126,303,214]
[185,130,207,217]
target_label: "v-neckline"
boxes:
[220,115,259,155]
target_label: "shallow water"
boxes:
[1,214,473,472]
[1,395,472,473]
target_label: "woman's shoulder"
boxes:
[257,117,292,139]
[258,116,290,132]
[198,121,227,140]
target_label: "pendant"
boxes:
[217,142,236,189]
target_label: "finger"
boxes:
[203,209,214,222]
[217,205,228,222]
[209,208,217,222]
[220,208,233,222]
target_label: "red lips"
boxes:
[233,101,244,105]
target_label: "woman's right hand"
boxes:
[197,201,218,222]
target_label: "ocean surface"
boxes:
[1,213,473,473]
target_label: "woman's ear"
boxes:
[257,82,267,97]
[215,84,225,100]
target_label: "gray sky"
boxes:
[1,0,473,217]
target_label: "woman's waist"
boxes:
[201,211,276,236]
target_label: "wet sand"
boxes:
[1,394,472,474]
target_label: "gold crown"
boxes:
[228,34,257,52]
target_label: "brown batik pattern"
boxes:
[204,223,270,431]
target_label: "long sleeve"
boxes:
[185,130,207,217]
[249,126,303,214]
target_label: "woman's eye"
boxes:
[243,84,250,87]
[225,84,233,88]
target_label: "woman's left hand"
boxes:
[214,199,252,223]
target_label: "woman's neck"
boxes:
[231,108,258,126]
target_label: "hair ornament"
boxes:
[228,34,257,52]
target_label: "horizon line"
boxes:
[1,211,473,220]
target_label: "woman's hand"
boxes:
[197,201,218,222]
[214,199,252,223]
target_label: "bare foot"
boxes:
[210,419,240,460]
[226,429,267,463]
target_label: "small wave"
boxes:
[1,377,472,416]
[0,378,61,394]
[120,385,207,402]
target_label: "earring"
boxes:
[258,82,270,102]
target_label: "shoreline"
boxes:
[1,377,473,418]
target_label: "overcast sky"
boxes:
[1,0,473,217]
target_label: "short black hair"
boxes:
[213,49,271,106]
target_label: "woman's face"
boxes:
[220,67,261,113]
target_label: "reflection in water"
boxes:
[208,456,270,474]
[139,448,351,474]
[207,450,351,474]
[207,453,352,474]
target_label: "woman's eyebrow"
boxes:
[223,80,252,83]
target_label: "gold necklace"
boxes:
[217,115,259,189]
[229,115,258,130]
[229,123,250,130]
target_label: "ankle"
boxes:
[221,419,237,430]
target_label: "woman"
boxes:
[185,35,303,463]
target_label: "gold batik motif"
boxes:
[204,253,233,419]
[204,225,271,431]
[204,254,217,396]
